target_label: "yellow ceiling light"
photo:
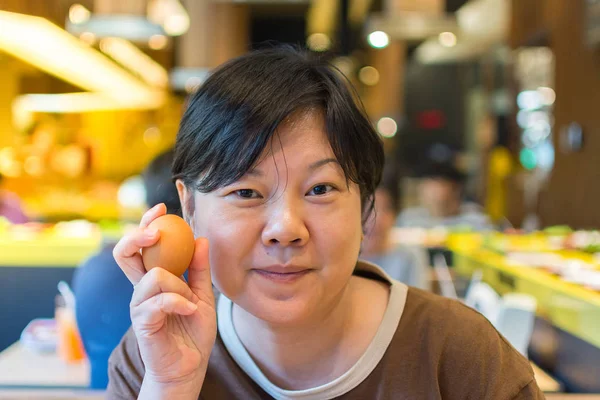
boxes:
[147,0,190,36]
[12,93,164,129]
[307,33,332,52]
[0,11,164,108]
[438,31,457,47]
[100,38,169,89]
[148,34,168,50]
[69,4,91,25]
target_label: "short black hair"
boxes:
[172,46,384,223]
[143,149,181,216]
[415,162,466,184]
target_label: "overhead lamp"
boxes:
[147,0,190,37]
[438,32,457,47]
[377,117,398,138]
[0,11,163,107]
[148,34,168,50]
[368,31,389,49]
[358,66,379,86]
[100,38,169,89]
[307,33,331,52]
[14,93,163,114]
[12,93,164,129]
[67,15,166,43]
[69,4,91,25]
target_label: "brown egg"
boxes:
[142,214,195,277]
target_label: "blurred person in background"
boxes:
[0,173,29,224]
[361,165,429,290]
[72,149,180,389]
[397,162,493,231]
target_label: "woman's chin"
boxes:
[238,292,319,326]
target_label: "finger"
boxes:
[139,203,167,229]
[132,293,198,331]
[187,238,214,307]
[113,228,160,284]
[131,267,197,308]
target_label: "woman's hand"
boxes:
[113,203,217,398]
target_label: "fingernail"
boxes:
[145,228,158,238]
[150,203,162,212]
[186,302,198,312]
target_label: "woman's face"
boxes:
[180,112,363,325]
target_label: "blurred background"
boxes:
[0,0,599,398]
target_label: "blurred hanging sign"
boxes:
[586,0,600,47]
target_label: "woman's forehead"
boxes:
[251,113,338,171]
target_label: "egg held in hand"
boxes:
[141,214,195,277]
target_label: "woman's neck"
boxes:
[231,276,389,390]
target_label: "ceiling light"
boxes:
[148,34,168,50]
[0,11,164,107]
[100,38,169,88]
[358,66,379,86]
[307,33,331,52]
[377,117,398,138]
[368,31,389,49]
[438,32,457,47]
[69,4,91,25]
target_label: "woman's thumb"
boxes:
[187,237,214,304]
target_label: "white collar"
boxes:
[217,264,408,400]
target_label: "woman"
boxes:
[108,48,542,399]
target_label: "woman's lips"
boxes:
[252,268,312,283]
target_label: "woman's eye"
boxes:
[308,184,334,196]
[236,189,261,199]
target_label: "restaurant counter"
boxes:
[450,240,600,392]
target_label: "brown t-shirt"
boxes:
[107,266,544,399]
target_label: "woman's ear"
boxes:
[176,180,195,226]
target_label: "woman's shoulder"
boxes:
[399,287,527,362]
[382,288,542,398]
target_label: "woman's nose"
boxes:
[261,197,309,247]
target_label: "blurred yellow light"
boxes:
[69,4,91,25]
[100,38,169,89]
[24,156,44,177]
[148,34,168,50]
[0,11,164,108]
[79,31,96,46]
[147,0,190,36]
[51,145,87,178]
[358,66,379,86]
[0,147,21,178]
[307,33,331,52]
[377,117,398,138]
[438,32,457,47]
[368,31,389,49]
[163,14,190,36]
[538,87,556,106]
[143,127,162,147]
[13,93,163,117]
